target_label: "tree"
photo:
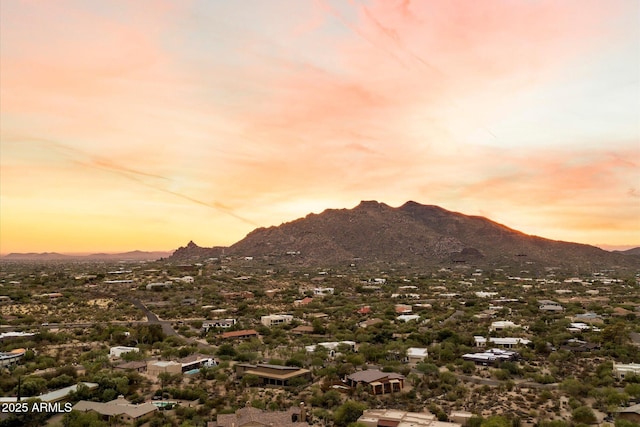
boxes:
[334,401,367,427]
[572,406,597,425]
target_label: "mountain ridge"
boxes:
[170,200,638,270]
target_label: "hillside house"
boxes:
[221,329,258,340]
[0,349,25,367]
[474,337,531,349]
[212,405,309,427]
[359,318,384,328]
[313,287,334,296]
[260,314,293,327]
[539,300,564,312]
[462,348,519,365]
[109,346,139,358]
[235,363,311,386]
[305,341,357,357]
[613,363,640,380]
[346,370,405,395]
[406,348,429,365]
[202,319,237,331]
[395,304,413,314]
[146,282,171,290]
[489,321,522,332]
[73,396,157,425]
[147,361,182,376]
[358,409,462,427]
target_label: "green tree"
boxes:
[334,401,367,427]
[481,416,511,427]
[571,406,596,425]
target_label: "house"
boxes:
[406,348,428,365]
[357,306,372,315]
[567,322,593,332]
[313,287,334,296]
[450,411,474,426]
[395,304,413,314]
[489,321,522,332]
[73,396,157,425]
[305,341,357,357]
[359,318,384,329]
[146,282,172,290]
[346,369,405,395]
[221,329,258,340]
[397,314,421,322]
[235,363,311,386]
[212,404,310,426]
[202,319,237,331]
[616,404,640,424]
[539,303,564,312]
[572,312,604,324]
[358,409,462,427]
[147,361,182,376]
[291,325,315,335]
[260,314,293,327]
[559,339,600,352]
[474,337,531,349]
[294,297,313,306]
[476,292,498,298]
[0,349,25,367]
[462,348,519,365]
[179,354,217,372]
[613,363,640,380]
[114,361,147,373]
[0,382,98,404]
[109,346,139,358]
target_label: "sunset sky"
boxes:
[1,0,639,254]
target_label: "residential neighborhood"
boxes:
[0,255,638,427]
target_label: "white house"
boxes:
[260,314,294,327]
[109,346,139,358]
[397,314,421,322]
[202,319,237,331]
[613,363,640,380]
[406,348,428,365]
[305,341,357,357]
[489,321,522,332]
[313,287,334,296]
[475,336,531,349]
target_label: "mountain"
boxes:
[614,247,640,256]
[169,241,226,261]
[1,250,171,261]
[1,252,73,261]
[221,200,638,270]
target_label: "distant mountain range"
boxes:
[1,250,172,261]
[614,247,640,256]
[170,201,640,270]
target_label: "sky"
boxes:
[1,0,639,254]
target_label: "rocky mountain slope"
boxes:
[223,201,638,269]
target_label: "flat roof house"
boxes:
[109,346,139,358]
[613,363,640,380]
[358,409,462,427]
[212,404,310,426]
[489,321,522,332]
[147,361,182,376]
[235,364,311,387]
[462,348,520,365]
[261,314,294,327]
[221,329,259,340]
[406,347,429,365]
